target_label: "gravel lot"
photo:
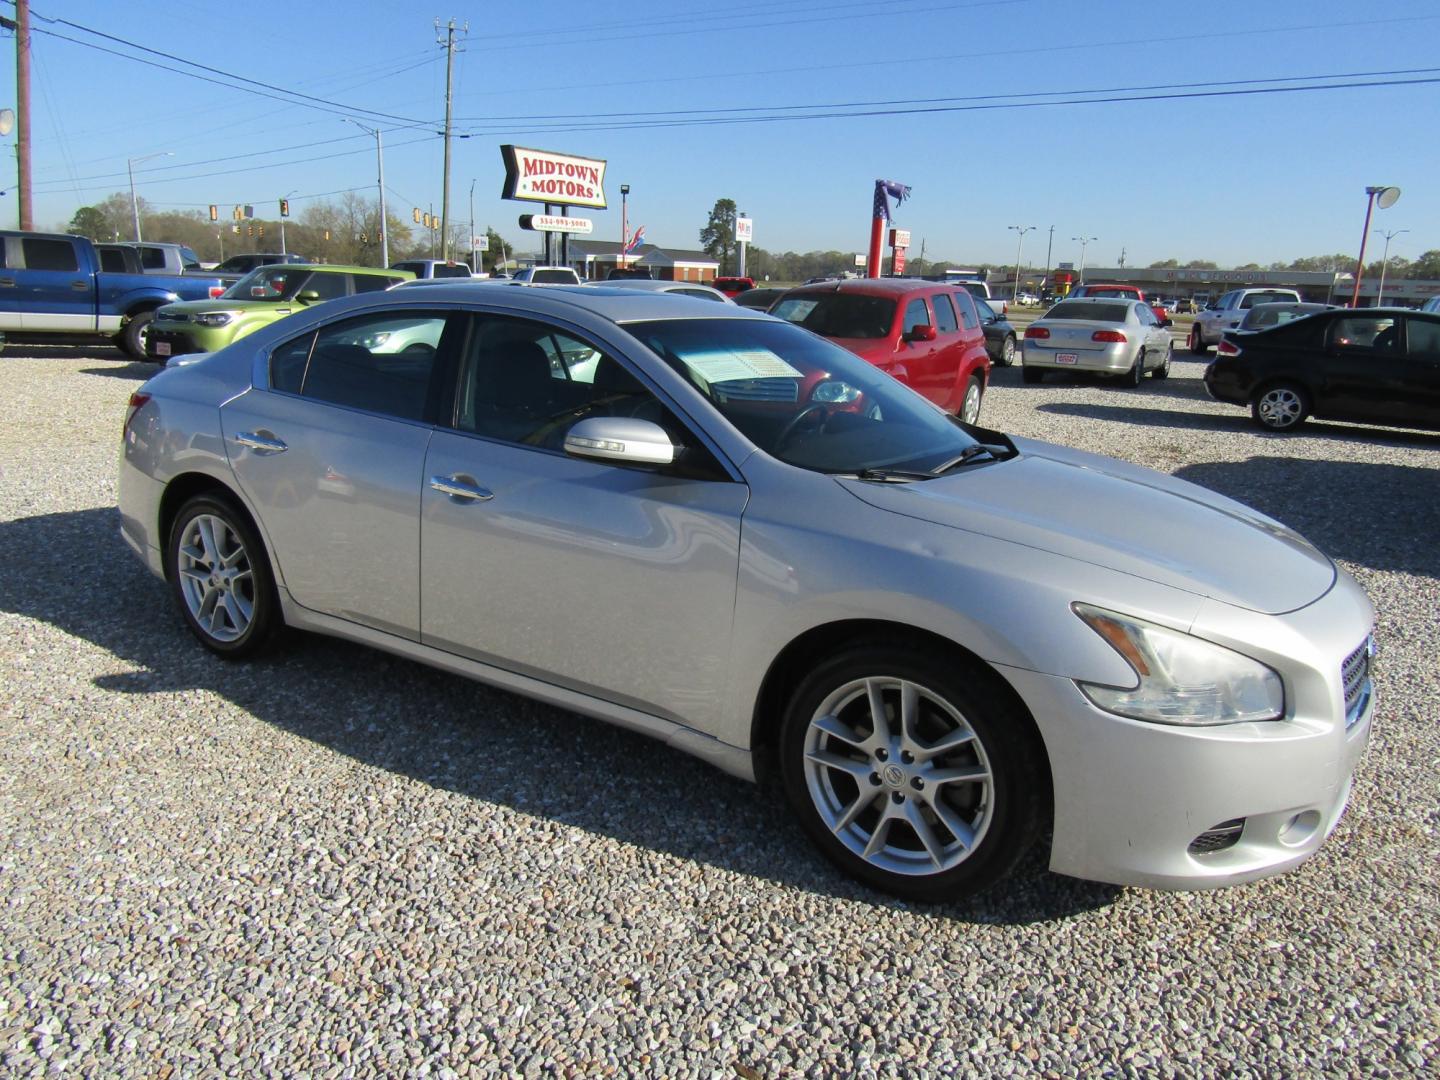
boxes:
[2,342,1437,1078]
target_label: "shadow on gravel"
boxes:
[0,507,1120,925]
[1175,457,1440,579]
[79,362,161,381]
[988,367,1215,403]
[1039,401,1440,447]
[1,343,127,361]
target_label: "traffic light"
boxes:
[258,224,264,238]
[233,206,242,221]
[324,230,331,241]
[209,204,218,222]
[279,199,290,218]
[360,232,368,243]
[247,225,253,237]
[413,207,421,224]
[423,213,433,229]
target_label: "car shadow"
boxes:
[78,362,160,381]
[1037,401,1440,445]
[1174,457,1440,579]
[2,343,129,361]
[0,507,1120,925]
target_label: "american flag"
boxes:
[872,179,911,221]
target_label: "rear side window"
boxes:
[1330,316,1397,351]
[902,298,930,335]
[98,248,128,272]
[139,247,166,270]
[1407,319,1440,360]
[22,238,79,272]
[952,290,979,329]
[932,293,958,333]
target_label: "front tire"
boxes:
[120,309,155,361]
[959,375,983,425]
[1251,382,1310,432]
[167,493,280,658]
[779,646,1046,902]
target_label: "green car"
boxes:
[147,263,412,362]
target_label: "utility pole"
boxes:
[8,0,33,230]
[346,120,388,267]
[1043,225,1054,293]
[437,18,466,263]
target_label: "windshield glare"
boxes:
[628,317,979,474]
[771,293,896,340]
[223,266,310,301]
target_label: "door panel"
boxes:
[13,237,97,331]
[1320,315,1407,423]
[421,431,747,727]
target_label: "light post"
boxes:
[619,183,630,272]
[1350,185,1400,307]
[127,151,171,242]
[468,178,477,272]
[345,119,388,267]
[1372,227,1408,309]
[1072,235,1096,284]
[1008,225,1035,303]
[1042,225,1054,295]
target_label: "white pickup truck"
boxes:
[1189,287,1302,353]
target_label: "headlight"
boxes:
[193,312,237,327]
[1073,604,1283,726]
[811,379,861,403]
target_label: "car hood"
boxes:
[160,298,293,316]
[839,436,1335,615]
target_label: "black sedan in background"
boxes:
[975,297,1019,366]
[1204,307,1440,433]
[732,287,790,311]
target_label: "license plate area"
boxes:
[154,341,171,356]
[1056,352,1078,364]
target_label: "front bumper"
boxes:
[148,325,235,362]
[998,579,1376,890]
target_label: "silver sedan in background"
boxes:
[1022,297,1173,386]
[118,285,1373,902]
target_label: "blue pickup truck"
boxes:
[0,231,226,360]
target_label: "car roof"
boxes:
[589,279,732,298]
[343,282,772,324]
[258,263,410,276]
[786,277,953,297]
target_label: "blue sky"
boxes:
[3,0,1437,267]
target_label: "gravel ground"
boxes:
[1,343,1437,1078]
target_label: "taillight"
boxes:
[209,286,225,299]
[1024,326,1050,339]
[1217,339,1241,357]
[1091,330,1128,343]
[123,391,151,441]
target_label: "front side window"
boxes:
[630,317,987,475]
[302,273,350,300]
[226,266,307,301]
[932,293,958,333]
[902,298,931,335]
[139,247,166,270]
[270,311,448,421]
[22,238,79,272]
[98,248,128,273]
[181,248,203,271]
[1331,316,1397,352]
[975,299,997,323]
[772,293,896,340]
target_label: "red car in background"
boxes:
[713,276,756,297]
[1069,283,1173,325]
[772,278,992,424]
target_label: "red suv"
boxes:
[713,276,756,297]
[772,278,992,424]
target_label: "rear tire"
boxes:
[1121,348,1144,388]
[166,493,281,659]
[959,375,983,425]
[1151,342,1172,380]
[120,309,156,361]
[1022,366,1043,385]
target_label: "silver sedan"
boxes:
[1022,297,1174,385]
[118,285,1374,901]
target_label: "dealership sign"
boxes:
[735,217,753,243]
[519,214,594,234]
[500,145,608,209]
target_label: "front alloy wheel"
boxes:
[780,648,1045,901]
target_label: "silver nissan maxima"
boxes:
[118,285,1375,902]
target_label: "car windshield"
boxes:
[771,293,895,339]
[529,269,576,283]
[1045,301,1131,322]
[222,266,312,301]
[628,317,982,475]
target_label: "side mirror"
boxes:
[564,416,676,466]
[296,289,322,303]
[905,324,937,342]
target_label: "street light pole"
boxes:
[1351,185,1400,307]
[1372,227,1408,309]
[1043,225,1054,294]
[620,183,630,272]
[1008,225,1035,303]
[127,151,171,242]
[345,120,388,267]
[1072,235,1097,284]
[469,178,477,272]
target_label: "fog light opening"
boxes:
[1187,818,1245,856]
[1279,810,1322,848]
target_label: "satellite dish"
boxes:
[0,109,13,137]
[1376,186,1401,210]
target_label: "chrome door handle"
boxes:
[429,474,493,501]
[236,431,288,454]
[71,280,89,291]
[0,278,14,287]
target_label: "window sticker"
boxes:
[673,347,803,386]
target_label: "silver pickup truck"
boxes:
[1189,287,1302,353]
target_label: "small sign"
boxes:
[1057,261,1075,270]
[735,217,753,243]
[893,249,907,274]
[854,254,867,267]
[889,228,911,249]
[501,145,608,209]
[519,214,594,234]
[473,236,489,251]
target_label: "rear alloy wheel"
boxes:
[1022,366,1043,385]
[1251,382,1310,432]
[1151,342,1173,380]
[1189,324,1208,355]
[167,493,280,658]
[960,376,983,425]
[120,309,155,361]
[780,647,1045,902]
[999,335,1016,366]
[1122,348,1145,388]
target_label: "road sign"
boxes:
[473,236,489,251]
[519,214,594,234]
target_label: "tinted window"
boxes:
[1407,318,1440,359]
[276,312,446,421]
[181,248,202,271]
[301,272,349,300]
[1239,292,1299,309]
[772,294,896,339]
[435,264,473,278]
[530,268,578,284]
[98,248,128,273]
[902,299,930,335]
[22,238,79,272]
[390,262,421,275]
[975,299,997,322]
[952,290,979,329]
[932,293,958,333]
[352,274,403,294]
[955,283,988,301]
[139,247,166,270]
[1330,316,1397,351]
[1046,301,1131,322]
[454,317,667,450]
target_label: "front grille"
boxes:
[155,310,191,323]
[1188,818,1245,856]
[713,378,800,403]
[1342,634,1374,729]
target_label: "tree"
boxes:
[1182,259,1218,270]
[67,206,109,241]
[1148,258,1179,268]
[699,198,737,274]
[1408,250,1440,280]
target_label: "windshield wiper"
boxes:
[848,467,935,482]
[929,444,1000,474]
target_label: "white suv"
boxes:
[1190,288,1302,353]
